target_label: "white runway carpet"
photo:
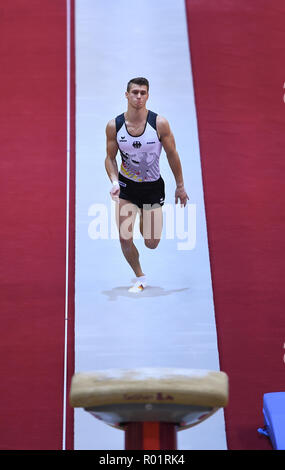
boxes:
[74,0,227,450]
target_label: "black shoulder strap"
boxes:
[147,110,158,130]
[115,113,125,133]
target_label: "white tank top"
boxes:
[116,110,162,182]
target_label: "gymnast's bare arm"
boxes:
[157,116,189,207]
[105,119,119,183]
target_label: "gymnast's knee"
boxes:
[144,238,160,249]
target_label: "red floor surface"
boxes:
[0,0,75,450]
[185,0,285,450]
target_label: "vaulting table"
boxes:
[69,368,229,450]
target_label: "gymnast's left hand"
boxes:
[175,185,189,207]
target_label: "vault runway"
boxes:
[74,0,226,450]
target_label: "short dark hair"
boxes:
[127,77,149,92]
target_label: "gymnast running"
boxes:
[105,77,189,292]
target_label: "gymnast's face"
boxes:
[125,84,149,110]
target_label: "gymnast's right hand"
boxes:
[110,181,120,202]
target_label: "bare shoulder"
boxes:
[106,118,117,137]
[156,115,171,138]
